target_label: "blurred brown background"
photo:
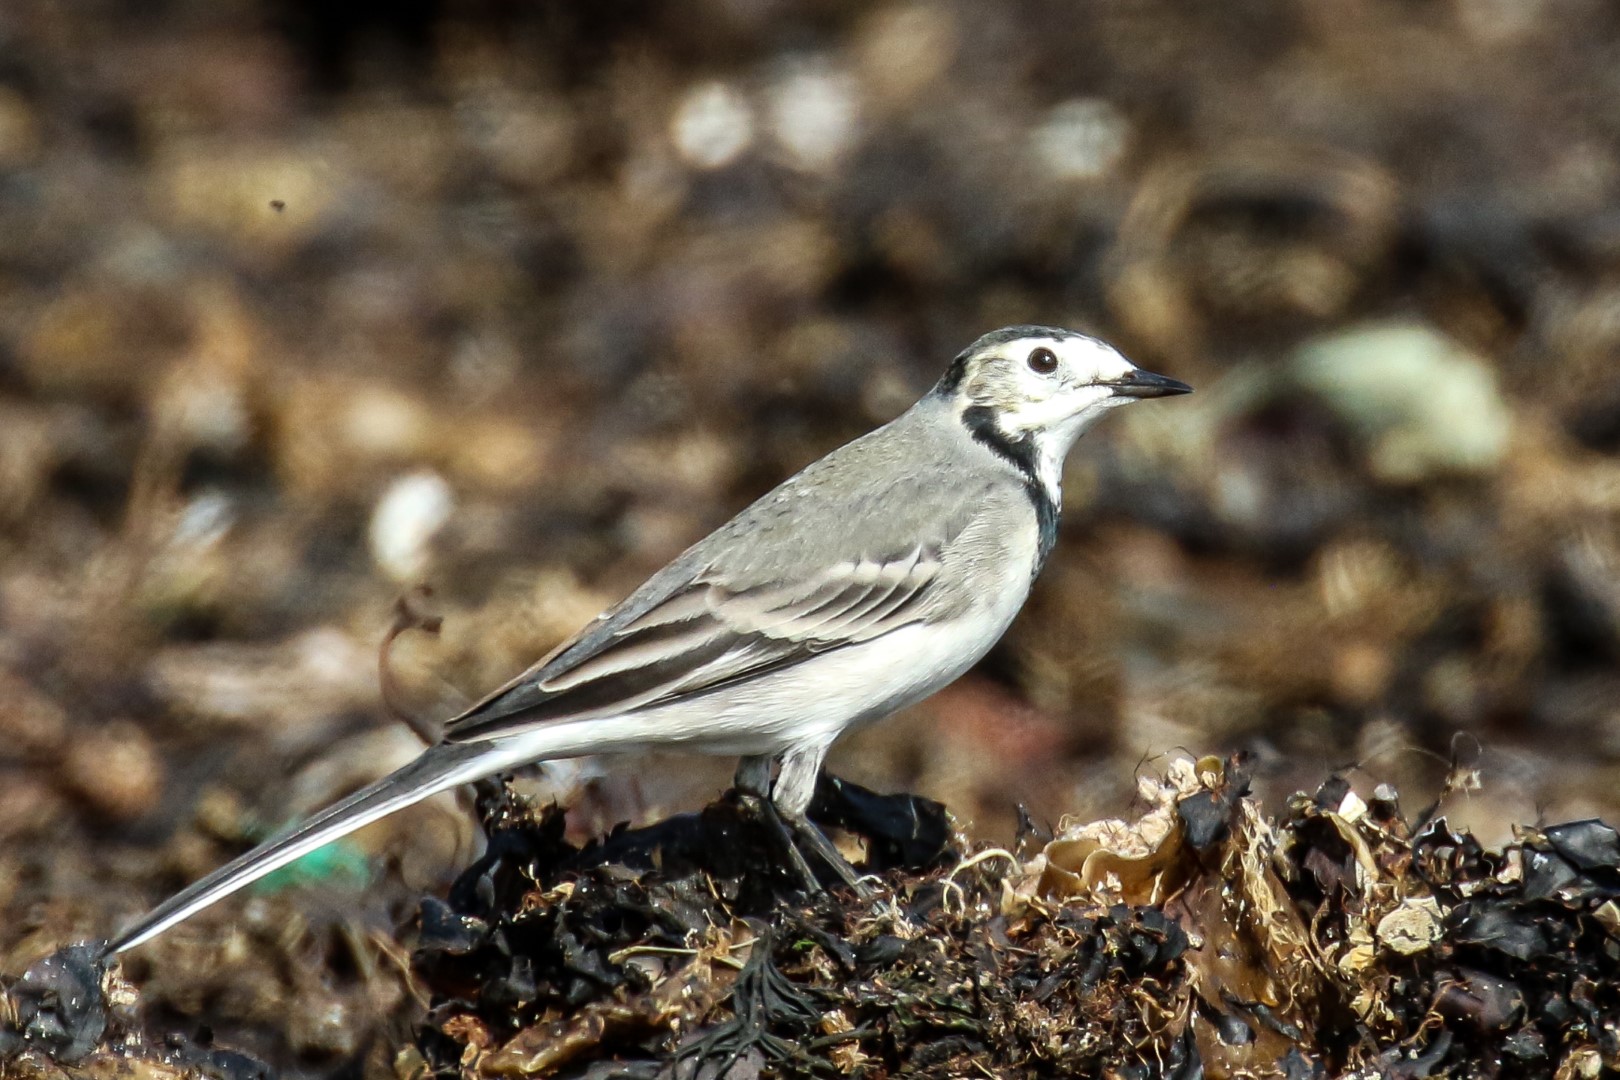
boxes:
[3,0,1620,1059]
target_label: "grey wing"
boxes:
[441,542,946,741]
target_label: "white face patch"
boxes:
[950,330,1150,502]
[960,333,1136,430]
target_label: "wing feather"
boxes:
[441,407,1018,743]
[443,545,943,741]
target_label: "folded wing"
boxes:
[442,545,943,741]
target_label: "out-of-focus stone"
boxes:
[370,471,455,584]
[0,775,64,844]
[0,86,41,167]
[766,59,861,172]
[1294,323,1512,483]
[145,629,378,744]
[1331,642,1394,707]
[1423,654,1483,727]
[151,290,261,456]
[856,4,958,108]
[274,377,440,500]
[136,491,236,625]
[1031,99,1131,181]
[18,290,165,400]
[612,430,738,502]
[336,384,438,461]
[61,719,164,823]
[286,988,360,1058]
[447,416,552,495]
[463,91,577,186]
[153,139,335,254]
[670,82,754,170]
[0,670,69,760]
[744,218,842,301]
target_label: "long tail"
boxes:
[105,741,497,955]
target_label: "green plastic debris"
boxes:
[251,837,373,895]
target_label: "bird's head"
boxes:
[935,325,1191,492]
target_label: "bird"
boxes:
[105,325,1190,955]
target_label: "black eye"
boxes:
[1027,347,1058,374]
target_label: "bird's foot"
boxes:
[782,812,874,900]
[734,792,872,900]
[735,791,823,897]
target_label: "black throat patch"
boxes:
[959,404,1060,573]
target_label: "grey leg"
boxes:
[768,744,825,818]
[734,754,774,797]
[759,797,823,895]
[733,754,821,894]
[773,744,872,898]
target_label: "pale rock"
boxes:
[370,470,455,583]
[767,60,860,171]
[1294,322,1511,482]
[671,82,754,170]
[1031,98,1131,180]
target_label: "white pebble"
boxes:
[768,61,859,171]
[1031,98,1131,180]
[671,82,755,169]
[369,471,454,583]
[1294,322,1512,482]
[172,489,234,549]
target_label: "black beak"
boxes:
[1107,368,1193,398]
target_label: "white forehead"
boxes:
[997,331,1134,381]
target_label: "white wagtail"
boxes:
[106,325,1189,954]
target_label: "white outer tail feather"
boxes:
[103,706,775,955]
[105,742,497,955]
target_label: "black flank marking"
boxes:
[960,405,1060,574]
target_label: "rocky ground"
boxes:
[2,0,1620,1076]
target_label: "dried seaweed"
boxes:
[11,759,1620,1077]
[401,758,1620,1079]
